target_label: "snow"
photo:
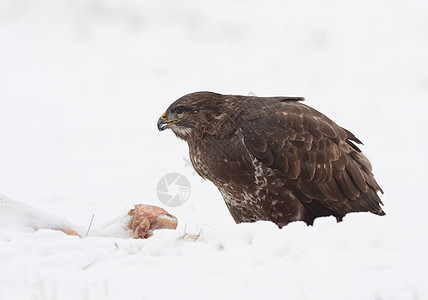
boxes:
[0,195,75,234]
[1,0,428,299]
[0,195,139,238]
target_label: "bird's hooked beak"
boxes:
[157,112,180,131]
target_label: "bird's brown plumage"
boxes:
[158,92,384,227]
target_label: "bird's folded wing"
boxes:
[241,104,383,214]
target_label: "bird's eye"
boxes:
[174,106,185,114]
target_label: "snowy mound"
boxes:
[1,198,426,300]
[0,195,75,234]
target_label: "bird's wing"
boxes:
[241,102,384,215]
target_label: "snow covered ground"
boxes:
[1,0,428,299]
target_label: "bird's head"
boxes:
[157,92,240,141]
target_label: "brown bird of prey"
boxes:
[157,92,384,227]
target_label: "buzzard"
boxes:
[157,92,384,227]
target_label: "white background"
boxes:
[0,0,427,299]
